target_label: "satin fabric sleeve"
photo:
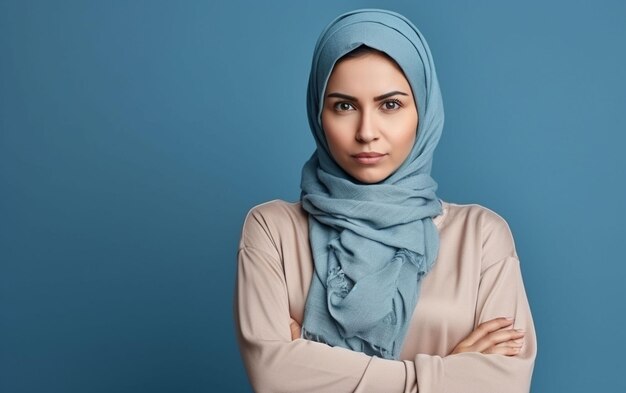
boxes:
[413,256,537,393]
[412,210,537,393]
[234,207,413,393]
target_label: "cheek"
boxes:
[321,116,336,146]
[325,131,351,160]
[392,115,418,158]
[401,127,417,147]
[322,112,353,152]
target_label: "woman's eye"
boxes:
[333,100,402,112]
[383,99,402,110]
[334,102,355,111]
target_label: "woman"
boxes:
[234,8,536,392]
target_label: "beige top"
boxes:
[234,199,536,393]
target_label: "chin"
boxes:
[351,170,390,184]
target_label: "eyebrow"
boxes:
[325,90,409,102]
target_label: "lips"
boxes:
[352,152,387,165]
[353,152,385,158]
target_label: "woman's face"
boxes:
[321,51,418,184]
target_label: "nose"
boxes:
[355,110,379,143]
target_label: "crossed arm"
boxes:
[234,205,536,392]
[235,244,536,393]
[290,317,526,356]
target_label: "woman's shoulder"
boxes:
[244,199,306,224]
[238,199,307,251]
[442,200,512,229]
[441,200,519,268]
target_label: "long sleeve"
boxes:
[410,206,537,393]
[233,200,536,393]
[234,206,414,392]
[412,256,537,392]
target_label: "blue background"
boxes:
[1,1,624,392]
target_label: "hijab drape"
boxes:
[300,8,445,360]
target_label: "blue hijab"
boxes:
[299,9,445,359]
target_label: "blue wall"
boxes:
[1,1,624,392]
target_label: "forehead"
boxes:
[325,52,411,93]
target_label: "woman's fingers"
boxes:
[457,317,514,347]
[486,337,526,355]
[450,317,526,356]
[471,328,525,353]
[485,344,523,356]
[289,318,301,340]
[494,338,524,348]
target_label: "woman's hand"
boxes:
[450,317,525,356]
[289,318,302,340]
[290,316,525,356]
